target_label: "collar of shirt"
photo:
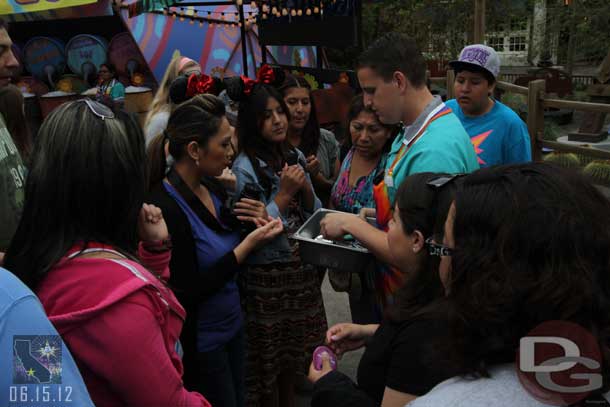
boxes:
[402,95,443,144]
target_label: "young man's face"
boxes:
[454,70,494,116]
[0,28,19,87]
[357,67,404,125]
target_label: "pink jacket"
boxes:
[36,242,211,407]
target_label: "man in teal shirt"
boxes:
[321,33,478,268]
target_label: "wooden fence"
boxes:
[430,73,610,162]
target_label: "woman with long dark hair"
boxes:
[147,91,283,407]
[308,173,461,407]
[409,163,610,406]
[228,73,327,407]
[279,74,339,205]
[5,100,210,407]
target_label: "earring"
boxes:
[195,159,200,167]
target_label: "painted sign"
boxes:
[0,0,98,15]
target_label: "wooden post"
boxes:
[239,3,249,77]
[474,0,486,43]
[446,69,455,100]
[527,79,546,161]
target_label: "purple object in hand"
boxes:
[313,346,338,371]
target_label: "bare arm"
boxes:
[381,387,417,407]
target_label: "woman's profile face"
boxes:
[199,117,233,177]
[260,97,288,143]
[387,203,423,274]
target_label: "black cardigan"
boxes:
[147,177,241,389]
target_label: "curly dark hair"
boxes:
[446,163,610,388]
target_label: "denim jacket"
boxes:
[232,150,322,265]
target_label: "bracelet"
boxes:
[141,237,173,253]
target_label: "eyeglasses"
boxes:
[426,174,465,189]
[182,69,202,76]
[425,237,453,257]
[78,99,115,120]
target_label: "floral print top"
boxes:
[330,148,387,214]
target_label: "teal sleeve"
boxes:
[111,83,126,100]
[0,296,95,406]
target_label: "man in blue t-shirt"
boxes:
[0,267,94,407]
[446,44,532,167]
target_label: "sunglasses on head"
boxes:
[426,173,465,189]
[78,99,115,120]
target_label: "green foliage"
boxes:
[326,0,610,69]
[583,160,610,187]
[543,151,581,168]
[542,121,562,141]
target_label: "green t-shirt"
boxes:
[0,113,26,250]
[385,107,480,205]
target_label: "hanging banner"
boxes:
[0,0,98,15]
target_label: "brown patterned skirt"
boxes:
[241,247,327,406]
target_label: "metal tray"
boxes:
[291,208,375,273]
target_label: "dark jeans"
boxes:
[194,327,245,407]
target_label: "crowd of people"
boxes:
[1,16,609,407]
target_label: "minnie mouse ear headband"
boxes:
[223,64,285,102]
[169,73,224,105]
